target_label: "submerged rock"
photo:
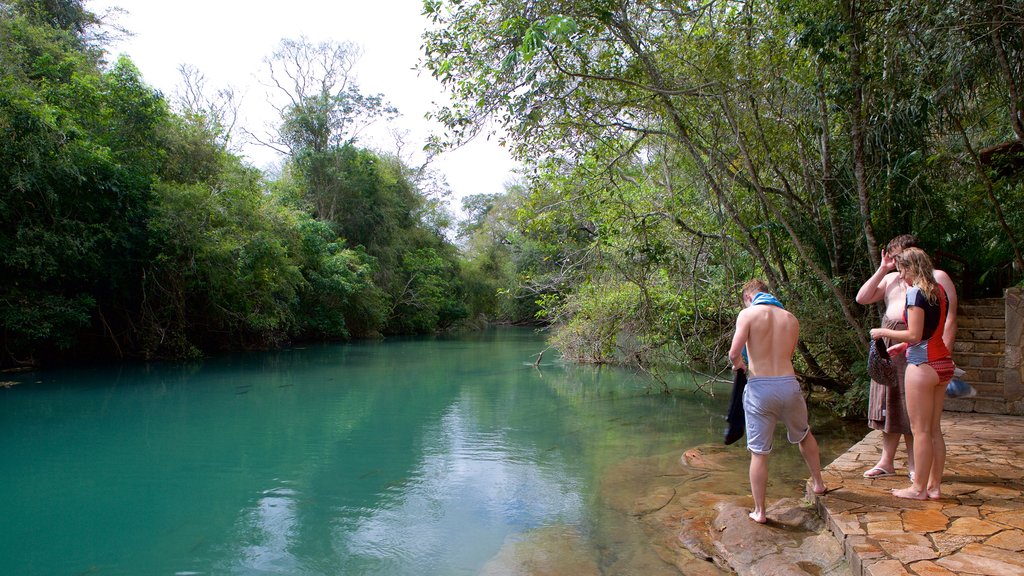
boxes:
[476,443,850,575]
[712,499,847,575]
[478,525,601,576]
[681,447,730,471]
[604,444,851,575]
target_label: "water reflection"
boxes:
[235,485,301,574]
[344,398,584,575]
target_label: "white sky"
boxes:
[86,0,519,211]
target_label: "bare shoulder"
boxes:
[934,268,958,301]
[934,269,955,289]
[780,307,799,325]
[736,306,756,322]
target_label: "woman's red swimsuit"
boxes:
[904,284,954,383]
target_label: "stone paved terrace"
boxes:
[808,412,1024,576]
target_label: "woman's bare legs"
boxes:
[872,358,916,478]
[871,432,899,475]
[872,431,915,477]
[893,363,940,500]
[926,380,946,499]
[904,434,916,480]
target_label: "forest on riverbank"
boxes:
[3,0,1023,414]
[1,0,530,367]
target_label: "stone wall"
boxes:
[1005,288,1024,411]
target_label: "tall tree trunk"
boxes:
[844,0,880,270]
[816,63,842,275]
[719,97,867,348]
[989,4,1024,140]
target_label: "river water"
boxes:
[0,327,860,575]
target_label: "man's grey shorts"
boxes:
[742,375,810,454]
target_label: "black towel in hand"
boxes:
[724,369,746,445]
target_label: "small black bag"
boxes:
[867,338,898,387]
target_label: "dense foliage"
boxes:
[0,0,471,366]
[5,0,1022,417]
[424,0,1024,409]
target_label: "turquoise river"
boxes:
[0,327,860,575]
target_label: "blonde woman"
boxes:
[870,248,954,500]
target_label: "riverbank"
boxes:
[639,411,1024,575]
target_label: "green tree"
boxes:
[291,219,382,340]
[422,0,1024,402]
[0,2,166,362]
[258,37,468,336]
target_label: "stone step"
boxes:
[957,328,1007,342]
[944,395,1016,413]
[957,316,1006,330]
[954,356,1005,377]
[954,340,1006,354]
[954,348,1004,362]
[958,301,1005,316]
[960,297,1006,307]
[954,364,1004,385]
[943,294,1017,415]
[971,379,1005,395]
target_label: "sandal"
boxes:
[863,466,896,478]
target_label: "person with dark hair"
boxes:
[728,280,826,523]
[855,235,958,481]
[870,248,954,500]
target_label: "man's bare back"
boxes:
[729,302,799,377]
[743,305,799,376]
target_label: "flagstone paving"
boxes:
[808,412,1024,576]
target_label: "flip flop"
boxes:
[863,466,896,478]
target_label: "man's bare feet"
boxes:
[892,486,928,500]
[811,481,828,495]
[748,510,767,524]
[927,489,941,500]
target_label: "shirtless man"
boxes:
[856,235,958,480]
[728,280,826,524]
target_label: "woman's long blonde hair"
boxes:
[894,247,939,303]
